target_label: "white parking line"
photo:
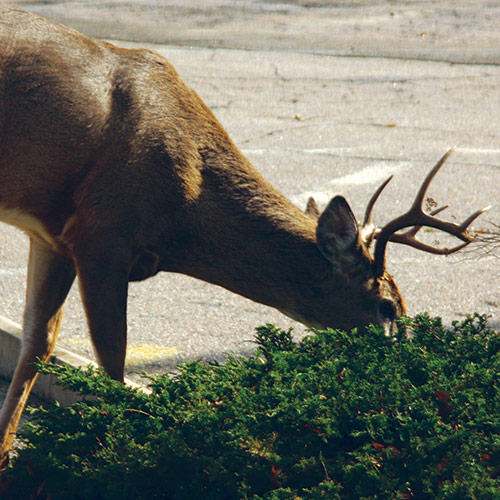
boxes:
[291,162,408,207]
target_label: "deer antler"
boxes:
[367,149,490,277]
[361,174,394,247]
[361,176,448,248]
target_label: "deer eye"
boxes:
[379,300,396,321]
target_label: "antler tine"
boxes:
[429,205,448,216]
[409,148,454,212]
[360,175,394,248]
[457,206,491,231]
[363,175,393,226]
[373,150,489,277]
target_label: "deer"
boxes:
[0,5,488,466]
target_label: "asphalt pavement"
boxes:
[0,1,499,388]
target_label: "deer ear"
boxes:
[305,197,320,220]
[316,196,359,265]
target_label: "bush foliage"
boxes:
[1,314,500,499]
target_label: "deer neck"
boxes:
[162,150,333,326]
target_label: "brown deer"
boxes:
[0,5,488,466]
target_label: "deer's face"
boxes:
[307,261,406,334]
[301,195,406,333]
[284,265,406,334]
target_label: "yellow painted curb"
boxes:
[0,315,143,405]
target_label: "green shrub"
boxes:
[1,314,499,499]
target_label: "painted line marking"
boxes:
[291,161,408,207]
[62,337,181,367]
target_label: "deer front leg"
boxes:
[75,244,131,383]
[0,240,75,467]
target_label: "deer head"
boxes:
[304,149,488,331]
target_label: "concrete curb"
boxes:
[0,315,142,406]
